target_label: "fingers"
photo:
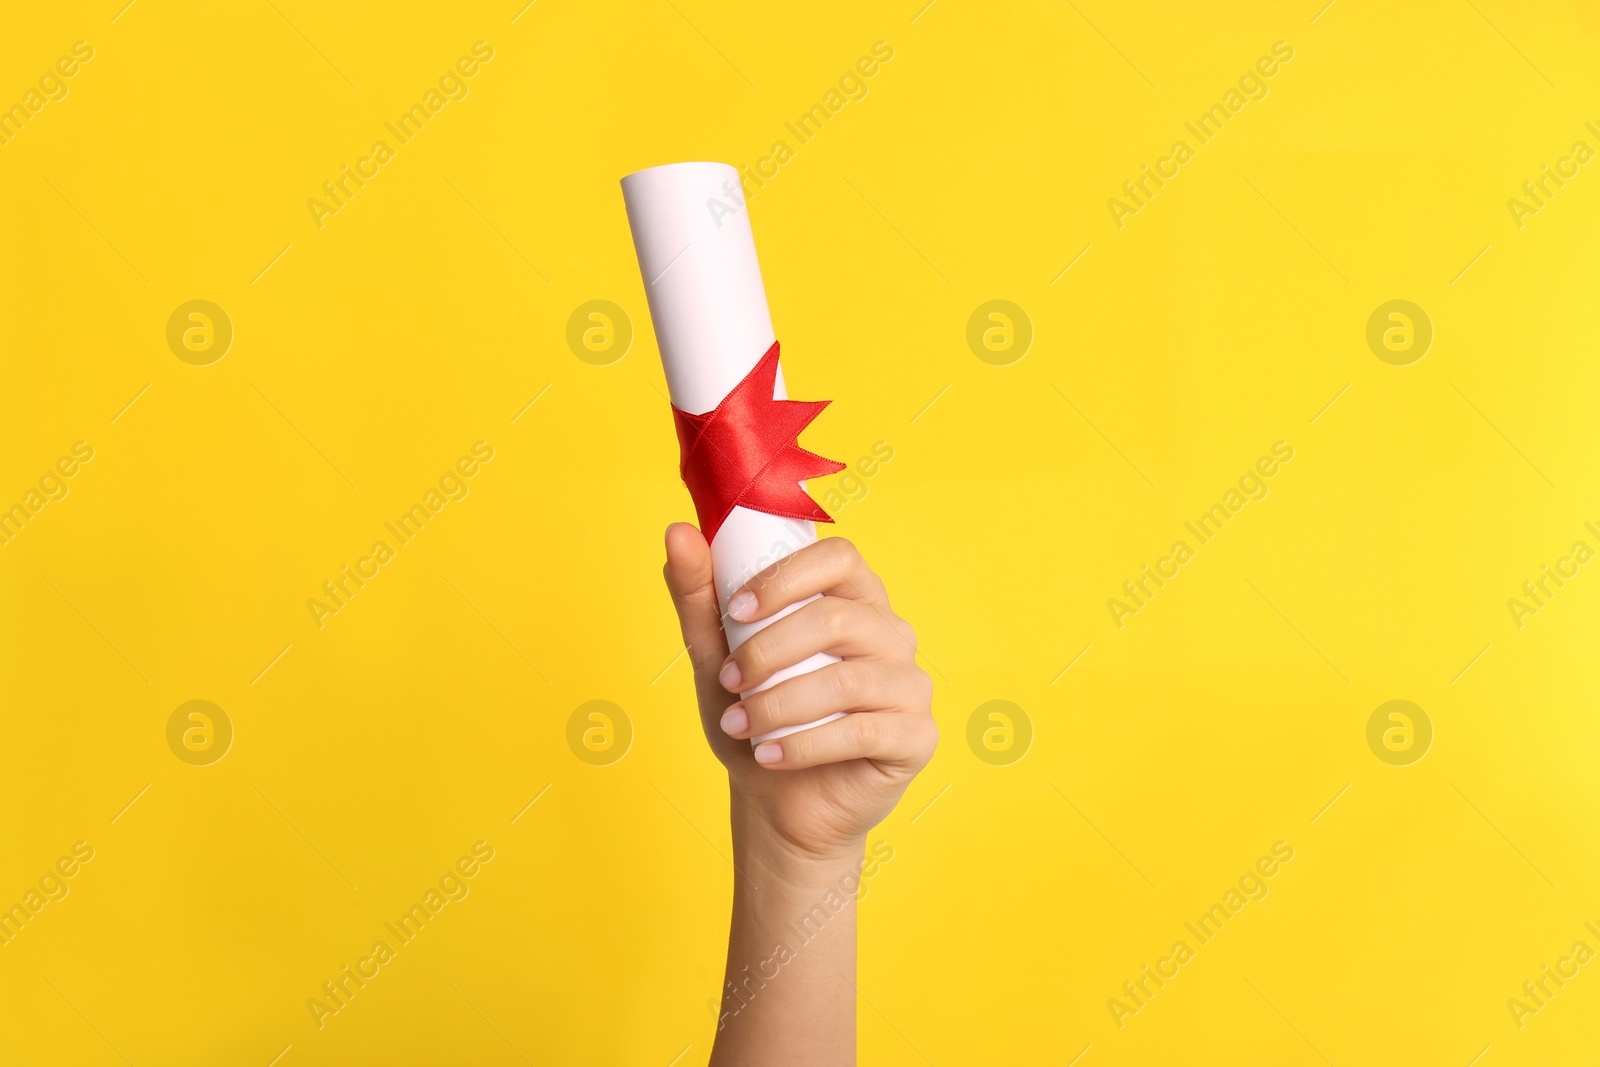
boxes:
[726,537,889,623]
[719,595,910,693]
[749,704,938,771]
[719,660,924,740]
[662,522,729,674]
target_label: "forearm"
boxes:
[710,805,861,1066]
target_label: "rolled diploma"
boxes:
[622,161,846,744]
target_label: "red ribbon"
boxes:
[672,342,845,542]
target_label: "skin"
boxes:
[662,523,937,1067]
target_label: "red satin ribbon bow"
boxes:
[672,342,845,542]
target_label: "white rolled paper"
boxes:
[622,161,846,745]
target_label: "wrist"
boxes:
[729,792,865,892]
[737,836,866,896]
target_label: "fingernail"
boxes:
[719,705,748,736]
[753,742,783,764]
[719,658,743,691]
[727,590,757,621]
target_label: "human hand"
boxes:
[663,524,937,865]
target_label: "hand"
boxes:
[663,524,937,864]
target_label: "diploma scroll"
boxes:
[622,161,847,745]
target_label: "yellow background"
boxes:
[3,0,1599,1063]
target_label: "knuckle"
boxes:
[854,711,886,750]
[735,640,768,678]
[826,537,860,567]
[898,619,919,651]
[752,562,784,597]
[833,662,863,703]
[816,597,852,638]
[744,689,776,730]
[780,729,812,764]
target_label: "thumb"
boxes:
[662,522,729,676]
